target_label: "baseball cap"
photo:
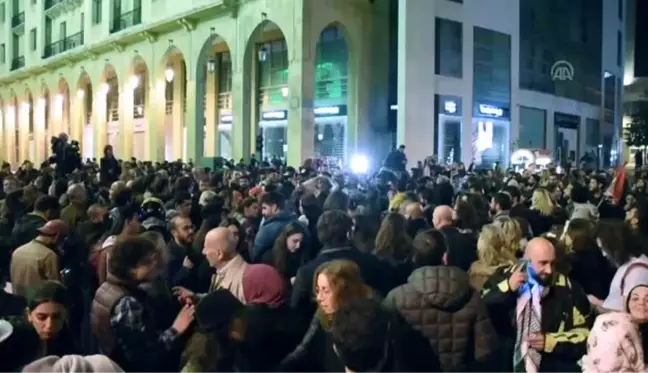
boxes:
[36,220,69,237]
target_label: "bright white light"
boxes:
[130,75,140,89]
[100,83,110,94]
[604,71,612,79]
[350,154,370,174]
[281,87,289,97]
[55,94,64,103]
[314,106,340,115]
[38,98,46,107]
[77,89,85,99]
[164,67,174,83]
[390,104,398,111]
[21,102,30,111]
[317,133,324,141]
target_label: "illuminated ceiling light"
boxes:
[164,66,175,82]
[281,87,289,97]
[130,75,140,89]
[77,89,85,99]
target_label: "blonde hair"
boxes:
[531,188,554,216]
[477,224,516,266]
[492,217,523,258]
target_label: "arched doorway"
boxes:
[100,64,120,156]
[160,46,187,161]
[314,23,349,163]
[129,56,149,160]
[195,30,232,160]
[76,72,93,160]
[248,20,289,161]
[24,89,34,162]
[56,78,71,137]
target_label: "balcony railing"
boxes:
[218,92,233,110]
[43,31,84,58]
[165,100,173,115]
[110,8,142,34]
[11,56,25,71]
[11,12,25,28]
[44,0,64,10]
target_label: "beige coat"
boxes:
[11,240,60,297]
[209,254,248,303]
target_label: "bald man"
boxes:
[432,205,476,271]
[432,205,454,229]
[174,227,248,303]
[480,237,592,372]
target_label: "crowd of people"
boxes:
[0,138,648,372]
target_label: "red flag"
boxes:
[604,162,627,204]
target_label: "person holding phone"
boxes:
[480,237,593,372]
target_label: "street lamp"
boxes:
[130,75,140,89]
[164,66,174,82]
[206,59,216,73]
[258,45,268,62]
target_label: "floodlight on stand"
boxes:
[164,66,175,82]
[350,153,370,174]
[258,46,268,62]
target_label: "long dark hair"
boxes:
[271,222,308,276]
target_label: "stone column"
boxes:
[185,78,201,163]
[19,103,30,163]
[147,79,165,161]
[7,106,17,166]
[172,60,185,160]
[396,0,438,168]
[94,88,108,160]
[35,98,46,165]
[231,63,252,162]
[120,80,134,160]
[286,4,316,166]
[71,90,84,149]
[204,58,219,157]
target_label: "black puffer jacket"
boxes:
[383,266,498,372]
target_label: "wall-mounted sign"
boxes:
[436,95,462,116]
[220,114,233,124]
[314,105,347,117]
[478,104,504,117]
[262,110,287,121]
[554,112,580,129]
[474,102,509,119]
[444,101,457,114]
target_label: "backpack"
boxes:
[88,235,116,286]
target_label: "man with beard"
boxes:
[481,238,592,372]
[167,215,195,286]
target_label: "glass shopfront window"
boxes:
[217,113,232,160]
[472,27,511,168]
[472,103,511,168]
[519,106,546,149]
[435,95,462,163]
[554,112,580,165]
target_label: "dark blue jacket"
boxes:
[252,211,297,262]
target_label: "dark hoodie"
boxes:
[11,213,47,249]
[383,266,498,372]
[252,211,297,262]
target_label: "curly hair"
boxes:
[374,212,414,261]
[477,224,516,267]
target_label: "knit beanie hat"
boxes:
[195,289,244,334]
